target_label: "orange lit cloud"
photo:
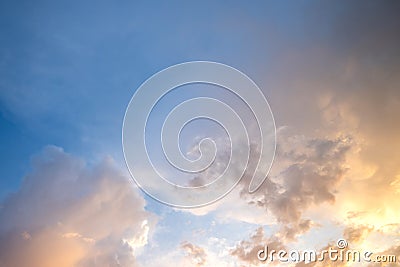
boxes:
[0,146,155,267]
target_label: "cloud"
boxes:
[258,1,400,230]
[367,245,400,267]
[265,133,352,224]
[182,128,354,255]
[2,2,400,267]
[0,146,155,267]
[228,128,352,231]
[343,224,373,244]
[180,241,207,266]
[230,226,285,266]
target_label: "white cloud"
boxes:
[0,146,156,267]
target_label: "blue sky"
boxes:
[1,1,400,266]
[1,0,269,194]
[1,0,273,194]
[0,0,343,196]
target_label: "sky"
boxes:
[1,1,400,266]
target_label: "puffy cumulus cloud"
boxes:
[260,132,352,224]
[188,129,353,225]
[212,128,352,245]
[180,241,207,266]
[0,146,156,267]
